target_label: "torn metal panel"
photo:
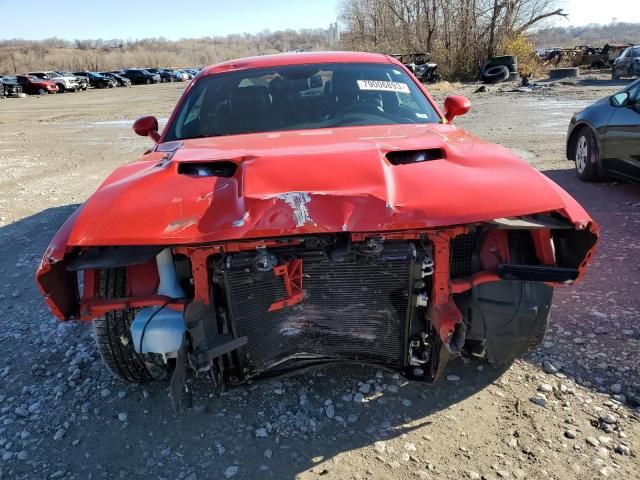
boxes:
[277,192,312,227]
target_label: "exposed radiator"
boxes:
[450,233,476,278]
[224,257,413,374]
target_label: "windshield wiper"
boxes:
[177,133,224,141]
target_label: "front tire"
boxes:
[93,268,167,383]
[146,78,151,85]
[574,127,600,181]
[38,88,46,95]
[57,84,65,93]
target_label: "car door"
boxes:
[603,81,640,181]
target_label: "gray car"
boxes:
[612,45,639,79]
[566,78,640,183]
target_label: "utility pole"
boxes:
[610,17,617,42]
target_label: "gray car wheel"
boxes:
[574,128,600,181]
[612,67,620,80]
[628,65,636,79]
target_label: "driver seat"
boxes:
[228,86,275,134]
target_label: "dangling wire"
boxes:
[138,299,178,355]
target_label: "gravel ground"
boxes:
[0,77,639,480]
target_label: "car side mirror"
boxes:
[444,95,471,122]
[610,92,630,107]
[133,116,160,142]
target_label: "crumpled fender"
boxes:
[35,206,84,320]
[538,173,600,284]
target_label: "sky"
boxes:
[0,0,637,41]
[0,0,343,40]
[561,0,640,27]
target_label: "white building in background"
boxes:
[327,22,340,47]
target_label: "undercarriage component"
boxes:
[428,302,466,354]
[408,332,430,366]
[426,229,468,353]
[498,264,579,282]
[184,302,247,372]
[457,280,553,364]
[169,302,248,410]
[253,250,278,272]
[130,249,186,356]
[130,306,185,355]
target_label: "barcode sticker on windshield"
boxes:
[357,80,410,94]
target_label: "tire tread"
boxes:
[93,268,164,383]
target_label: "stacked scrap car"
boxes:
[391,53,441,83]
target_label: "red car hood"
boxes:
[68,123,591,246]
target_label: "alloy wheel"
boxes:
[575,135,588,173]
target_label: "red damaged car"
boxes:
[36,52,598,406]
[16,74,58,95]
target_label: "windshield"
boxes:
[165,63,440,141]
[88,72,103,78]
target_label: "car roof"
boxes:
[202,51,394,76]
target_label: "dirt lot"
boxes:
[0,77,639,480]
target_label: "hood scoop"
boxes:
[177,161,237,178]
[386,148,445,165]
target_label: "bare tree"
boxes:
[339,0,568,79]
[0,29,334,75]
